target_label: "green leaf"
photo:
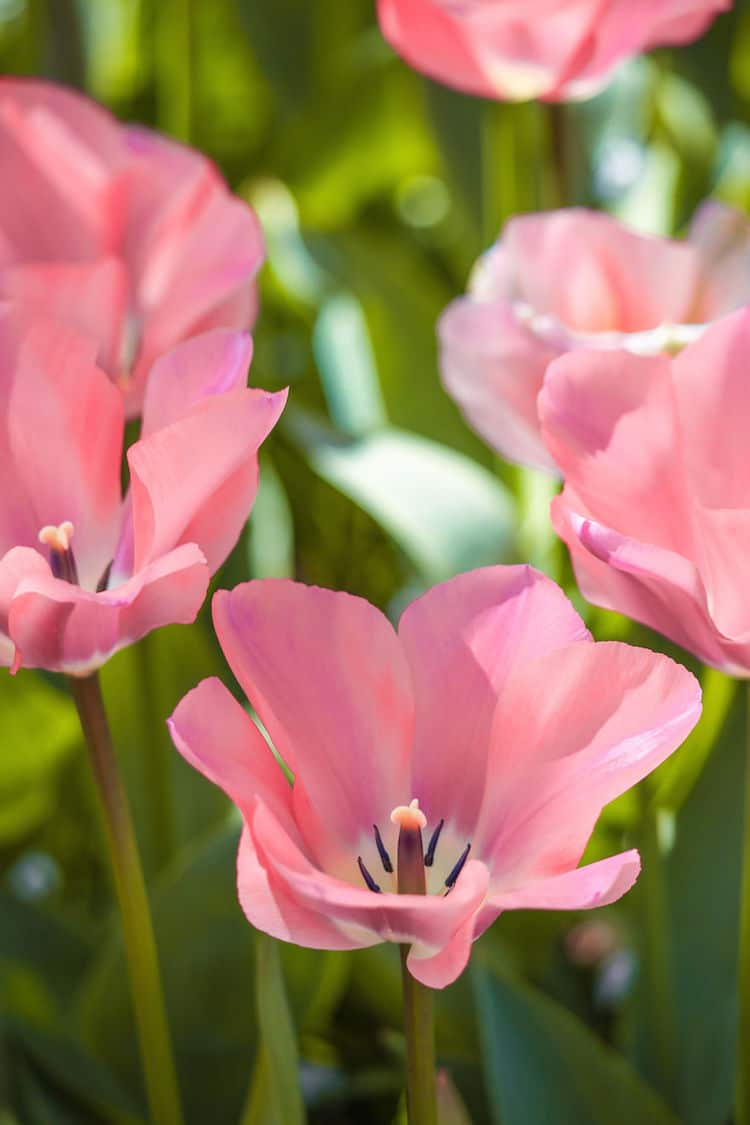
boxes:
[250,933,306,1125]
[472,962,678,1125]
[0,671,78,845]
[288,414,515,584]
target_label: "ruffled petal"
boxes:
[399,566,589,836]
[246,801,489,976]
[212,581,414,870]
[7,543,207,675]
[475,639,701,871]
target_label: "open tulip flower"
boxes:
[440,203,750,471]
[0,79,264,416]
[0,309,286,676]
[540,306,750,676]
[377,0,729,102]
[169,565,700,988]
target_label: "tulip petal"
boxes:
[400,565,589,836]
[487,850,641,914]
[247,800,489,974]
[141,330,253,436]
[0,310,123,588]
[539,348,693,557]
[128,386,286,574]
[212,581,414,869]
[7,543,207,675]
[552,499,742,671]
[438,298,558,472]
[476,640,701,872]
[0,258,129,374]
[168,676,298,841]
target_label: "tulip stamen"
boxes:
[373,824,393,873]
[38,521,79,585]
[424,818,444,867]
[357,856,381,894]
[444,842,471,890]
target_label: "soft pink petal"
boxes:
[141,330,253,437]
[0,310,123,588]
[8,543,207,675]
[504,209,699,331]
[688,200,750,319]
[248,801,489,969]
[212,581,414,870]
[672,309,750,509]
[0,546,51,668]
[551,498,742,671]
[168,676,297,839]
[539,348,693,556]
[406,908,480,988]
[438,297,559,472]
[476,639,701,873]
[0,85,118,261]
[128,387,286,574]
[0,258,129,373]
[400,566,589,836]
[237,825,376,953]
[490,850,641,912]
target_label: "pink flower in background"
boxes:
[540,307,750,675]
[0,310,286,675]
[377,0,730,102]
[0,79,264,416]
[169,566,700,988]
[440,203,750,471]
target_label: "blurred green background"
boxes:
[0,1,749,1122]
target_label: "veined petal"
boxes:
[399,566,589,836]
[475,641,701,874]
[212,581,414,870]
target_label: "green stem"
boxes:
[156,0,193,142]
[736,681,750,1125]
[400,948,437,1125]
[637,785,678,1105]
[136,635,176,871]
[69,673,184,1125]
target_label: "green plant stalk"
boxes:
[400,947,438,1125]
[136,635,177,871]
[637,785,678,1105]
[69,673,184,1125]
[736,680,750,1125]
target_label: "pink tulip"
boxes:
[0,79,264,416]
[169,566,700,988]
[377,0,730,102]
[0,309,286,676]
[540,307,750,675]
[440,203,750,471]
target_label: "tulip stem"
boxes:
[637,786,678,1106]
[69,673,184,1125]
[736,680,750,1125]
[400,949,437,1125]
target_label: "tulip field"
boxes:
[2,1,750,1123]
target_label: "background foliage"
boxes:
[0,0,748,1121]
